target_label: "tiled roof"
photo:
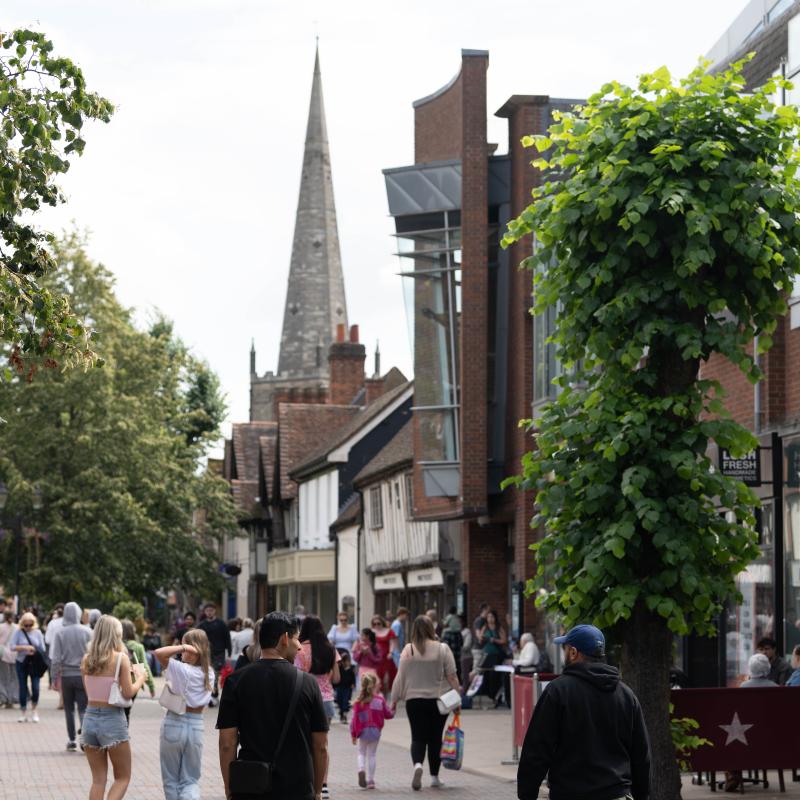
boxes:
[353,421,413,487]
[259,432,278,505]
[231,421,276,482]
[231,479,263,520]
[278,404,359,501]
[331,492,361,532]
[291,380,413,480]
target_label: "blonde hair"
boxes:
[19,612,39,630]
[410,614,437,656]
[183,628,212,691]
[83,615,124,675]
[356,671,379,705]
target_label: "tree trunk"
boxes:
[620,601,682,800]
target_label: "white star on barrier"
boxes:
[719,712,754,746]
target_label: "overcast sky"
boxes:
[6,0,748,449]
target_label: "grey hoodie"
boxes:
[50,602,92,678]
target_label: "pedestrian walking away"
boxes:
[390,608,409,669]
[350,672,394,789]
[155,628,215,800]
[217,611,329,800]
[197,602,230,705]
[230,617,254,663]
[80,614,147,800]
[10,611,46,722]
[50,601,92,750]
[233,618,262,670]
[295,614,341,800]
[0,608,19,707]
[391,614,461,790]
[517,624,651,800]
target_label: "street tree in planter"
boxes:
[503,58,800,799]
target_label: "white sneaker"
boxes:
[17,713,27,723]
[31,711,39,723]
[431,776,443,788]
[412,764,423,791]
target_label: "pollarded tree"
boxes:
[0,29,113,379]
[503,58,800,799]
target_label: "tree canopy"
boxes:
[1,29,113,379]
[503,57,800,798]
[0,232,239,609]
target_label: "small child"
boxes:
[336,651,356,723]
[350,672,394,789]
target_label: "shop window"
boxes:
[370,486,383,529]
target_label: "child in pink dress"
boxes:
[350,673,394,789]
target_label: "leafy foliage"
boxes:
[670,704,712,772]
[503,57,800,637]
[112,600,145,624]
[0,232,239,609]
[0,29,113,378]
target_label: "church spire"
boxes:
[277,43,348,378]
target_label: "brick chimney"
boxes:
[329,324,366,405]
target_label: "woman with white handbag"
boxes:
[391,615,461,791]
[154,628,214,800]
[80,615,147,799]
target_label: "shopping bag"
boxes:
[440,712,464,770]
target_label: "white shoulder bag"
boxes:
[436,643,461,715]
[159,662,187,715]
[108,652,133,709]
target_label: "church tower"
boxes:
[250,45,349,421]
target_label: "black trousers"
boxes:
[61,674,87,742]
[406,698,448,776]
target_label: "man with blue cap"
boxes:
[517,624,650,800]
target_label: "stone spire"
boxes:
[277,45,348,378]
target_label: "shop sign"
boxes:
[787,442,800,488]
[407,566,444,588]
[718,447,761,486]
[374,572,405,591]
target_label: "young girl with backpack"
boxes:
[350,672,394,789]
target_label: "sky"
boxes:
[5,0,749,450]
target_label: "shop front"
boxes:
[267,547,337,622]
[372,571,406,619]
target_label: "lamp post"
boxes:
[0,483,43,611]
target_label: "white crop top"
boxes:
[166,658,214,708]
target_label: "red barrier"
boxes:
[513,675,535,748]
[671,687,800,771]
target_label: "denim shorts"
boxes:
[81,706,129,749]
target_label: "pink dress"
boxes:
[352,643,384,676]
[294,641,341,702]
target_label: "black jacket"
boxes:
[197,617,231,658]
[517,661,650,800]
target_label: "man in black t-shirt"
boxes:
[217,611,329,800]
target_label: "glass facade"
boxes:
[396,211,461,465]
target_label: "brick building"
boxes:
[383,50,582,653]
[689,0,800,685]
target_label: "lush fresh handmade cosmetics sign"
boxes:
[718,448,761,486]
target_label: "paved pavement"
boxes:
[0,680,517,799]
[2,680,797,799]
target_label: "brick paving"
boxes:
[0,683,517,799]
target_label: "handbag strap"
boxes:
[22,630,34,647]
[273,669,303,765]
[113,651,123,683]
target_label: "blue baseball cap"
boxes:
[553,624,605,657]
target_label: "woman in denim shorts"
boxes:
[81,615,147,799]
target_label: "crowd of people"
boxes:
[0,594,661,800]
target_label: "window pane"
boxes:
[416,409,458,462]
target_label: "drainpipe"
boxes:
[754,335,761,435]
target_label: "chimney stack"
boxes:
[365,341,385,404]
[329,324,366,406]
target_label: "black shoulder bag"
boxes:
[229,668,304,799]
[23,631,48,678]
